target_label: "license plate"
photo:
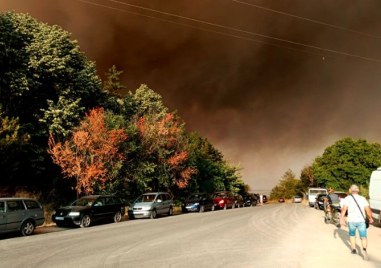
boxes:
[55,216,64,221]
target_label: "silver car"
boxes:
[128,192,173,219]
[0,198,45,236]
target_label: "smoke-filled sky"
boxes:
[2,0,381,193]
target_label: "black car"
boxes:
[314,193,327,210]
[234,194,245,208]
[182,193,214,213]
[52,195,125,228]
[243,194,258,207]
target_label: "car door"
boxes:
[92,197,107,221]
[5,200,26,231]
[104,197,117,219]
[0,201,6,232]
[156,194,166,214]
[162,194,170,213]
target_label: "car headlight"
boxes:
[68,211,80,216]
[194,203,199,206]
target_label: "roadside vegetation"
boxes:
[271,138,381,199]
[0,12,247,207]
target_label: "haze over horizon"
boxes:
[2,0,381,192]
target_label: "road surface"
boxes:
[1,203,381,268]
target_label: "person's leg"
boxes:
[348,222,357,253]
[358,222,368,260]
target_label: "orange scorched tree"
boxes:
[136,112,196,191]
[48,107,128,195]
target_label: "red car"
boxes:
[213,191,235,210]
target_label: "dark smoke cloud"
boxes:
[2,0,381,192]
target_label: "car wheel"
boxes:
[80,215,91,228]
[199,205,205,213]
[168,207,173,216]
[114,211,122,223]
[20,220,35,236]
[150,209,157,219]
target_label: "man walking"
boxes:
[340,184,374,260]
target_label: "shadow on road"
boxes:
[334,226,381,266]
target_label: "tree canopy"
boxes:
[270,169,303,199]
[312,137,381,191]
[0,12,244,203]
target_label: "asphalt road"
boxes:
[1,203,381,268]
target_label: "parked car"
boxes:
[243,194,258,207]
[213,191,235,209]
[182,193,214,213]
[52,195,125,228]
[293,196,303,203]
[334,192,348,207]
[278,197,285,203]
[128,192,173,219]
[308,187,328,207]
[315,193,327,210]
[0,198,45,236]
[234,194,245,208]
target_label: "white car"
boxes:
[293,196,303,203]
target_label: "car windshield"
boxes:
[72,197,97,206]
[336,193,347,198]
[189,194,204,200]
[310,190,326,195]
[215,193,227,198]
[136,194,156,203]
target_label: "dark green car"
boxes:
[0,198,45,236]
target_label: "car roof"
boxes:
[142,192,169,195]
[79,195,116,198]
[0,197,38,201]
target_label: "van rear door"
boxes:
[369,169,381,222]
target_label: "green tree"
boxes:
[312,137,381,191]
[132,84,168,118]
[300,165,316,190]
[103,65,126,98]
[186,132,242,195]
[270,169,302,199]
[0,12,104,193]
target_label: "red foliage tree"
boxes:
[48,108,128,195]
[136,112,196,189]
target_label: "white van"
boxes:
[369,167,381,224]
[308,187,328,207]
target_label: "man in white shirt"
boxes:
[340,184,373,260]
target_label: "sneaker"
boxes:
[363,249,369,261]
[351,249,357,254]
